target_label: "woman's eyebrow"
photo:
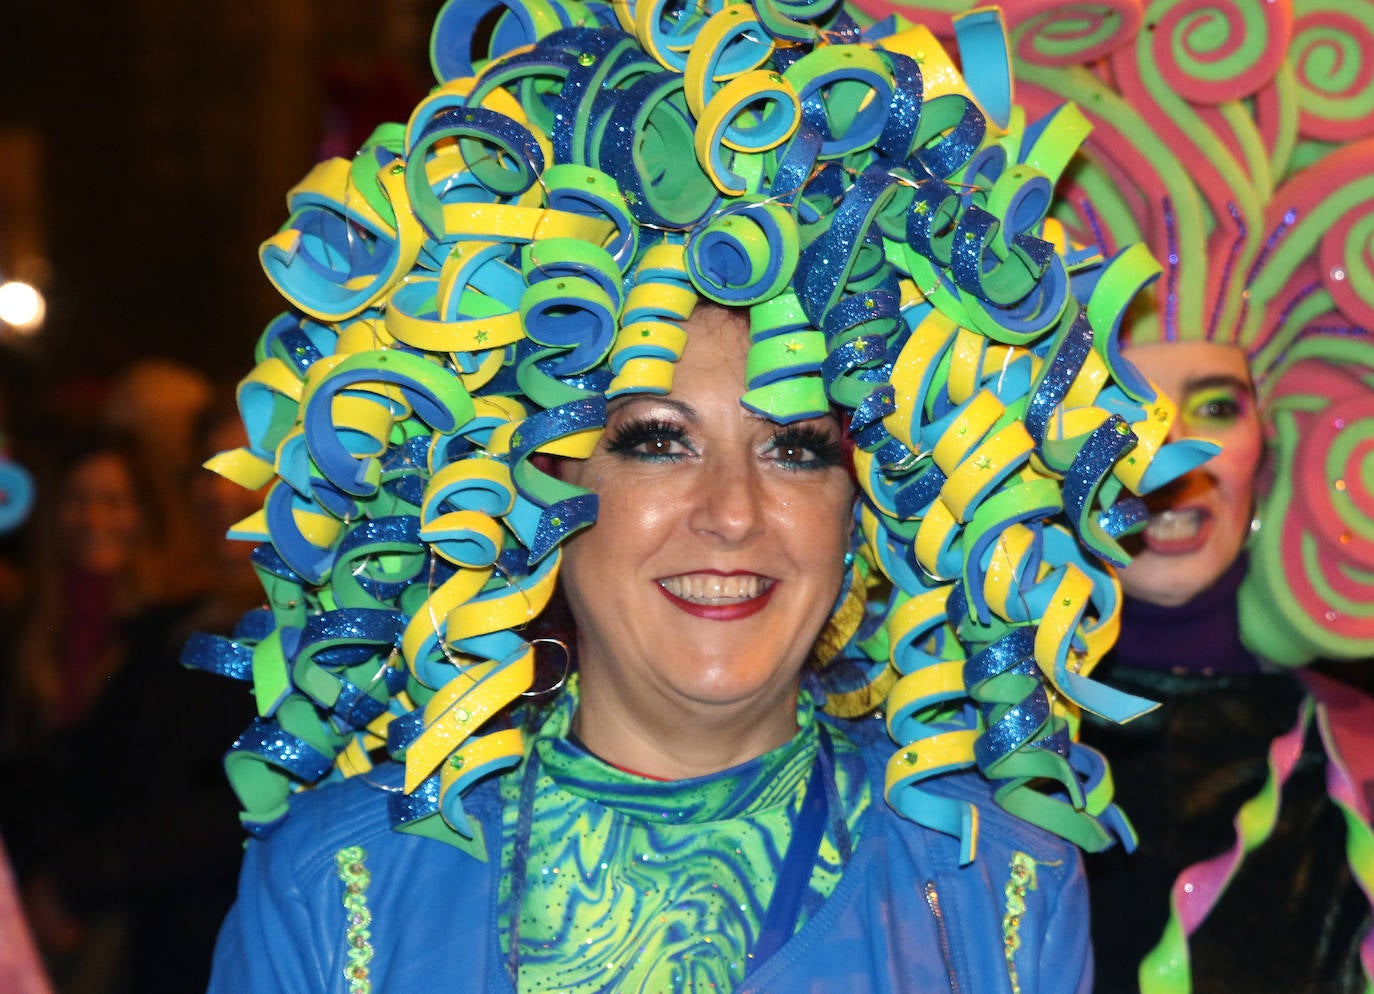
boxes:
[742,409,841,429]
[605,396,698,421]
[1182,373,1254,395]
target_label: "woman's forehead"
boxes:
[680,304,752,353]
[605,391,840,430]
[1124,341,1253,389]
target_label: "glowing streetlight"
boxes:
[0,279,44,333]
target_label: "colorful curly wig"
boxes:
[186,0,1216,863]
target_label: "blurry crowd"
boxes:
[0,357,263,994]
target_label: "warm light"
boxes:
[0,280,44,332]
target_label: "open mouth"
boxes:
[656,573,776,619]
[1141,508,1211,553]
[658,573,773,604]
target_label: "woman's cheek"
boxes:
[1220,425,1265,504]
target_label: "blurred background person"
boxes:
[0,378,253,993]
[6,430,183,743]
[173,383,269,640]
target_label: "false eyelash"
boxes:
[603,416,689,457]
[767,424,846,469]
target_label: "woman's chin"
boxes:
[667,667,797,711]
[1119,550,1231,608]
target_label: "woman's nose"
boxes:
[1166,413,1187,445]
[688,451,765,544]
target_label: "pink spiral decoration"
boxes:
[1255,139,1374,347]
[1146,0,1291,104]
[1007,0,1142,67]
[1290,2,1374,140]
[1320,207,1374,331]
[1242,344,1374,663]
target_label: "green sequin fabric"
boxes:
[334,845,375,994]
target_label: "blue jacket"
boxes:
[208,719,1092,993]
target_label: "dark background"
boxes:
[0,0,443,444]
[0,5,443,987]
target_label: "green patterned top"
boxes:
[497,678,871,993]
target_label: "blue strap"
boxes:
[748,724,838,973]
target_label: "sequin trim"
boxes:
[335,845,374,994]
[1002,851,1041,994]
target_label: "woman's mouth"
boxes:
[1141,508,1213,554]
[656,572,776,620]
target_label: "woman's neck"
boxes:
[570,674,803,780]
[1114,554,1261,674]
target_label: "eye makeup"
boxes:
[762,423,845,470]
[603,416,693,462]
[1180,374,1253,430]
[600,403,845,472]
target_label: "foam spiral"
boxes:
[1007,0,1141,69]
[1142,0,1291,104]
[1241,337,1374,664]
[1290,0,1374,140]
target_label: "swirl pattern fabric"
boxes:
[496,684,868,993]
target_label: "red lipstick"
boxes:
[655,573,776,621]
[1141,509,1214,555]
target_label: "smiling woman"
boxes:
[560,305,856,779]
[188,1,1218,991]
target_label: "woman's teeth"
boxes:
[1145,508,1203,542]
[660,574,770,603]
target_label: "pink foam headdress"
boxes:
[850,0,1373,663]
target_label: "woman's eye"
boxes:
[1185,388,1242,426]
[637,435,681,457]
[763,427,844,470]
[603,420,692,461]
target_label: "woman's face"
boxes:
[193,415,263,561]
[558,305,855,741]
[57,450,144,576]
[1118,341,1263,607]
